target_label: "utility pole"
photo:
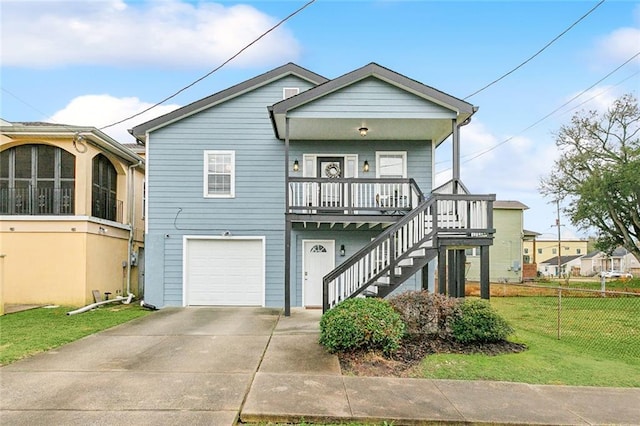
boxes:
[556,199,562,280]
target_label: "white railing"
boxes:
[323,193,495,311]
[288,178,424,214]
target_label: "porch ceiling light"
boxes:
[358,127,368,137]
[293,159,299,172]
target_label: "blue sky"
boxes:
[2,0,639,238]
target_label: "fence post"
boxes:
[557,287,562,340]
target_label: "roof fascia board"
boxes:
[131,63,327,140]
[2,126,144,165]
[272,63,475,117]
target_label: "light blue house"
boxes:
[131,63,495,314]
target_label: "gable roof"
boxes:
[540,254,583,265]
[494,200,529,210]
[130,63,328,143]
[269,62,477,142]
[271,62,475,116]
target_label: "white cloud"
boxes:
[591,6,640,68]
[47,94,181,143]
[1,0,301,68]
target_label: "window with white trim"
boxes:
[376,151,407,178]
[204,151,234,198]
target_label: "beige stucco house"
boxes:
[1,120,145,312]
[467,200,528,283]
[523,234,588,268]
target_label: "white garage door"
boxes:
[185,238,264,306]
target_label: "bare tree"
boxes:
[540,94,640,262]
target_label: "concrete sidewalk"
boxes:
[1,306,638,425]
[241,308,640,425]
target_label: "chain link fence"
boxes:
[487,282,640,360]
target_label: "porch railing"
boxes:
[0,187,74,215]
[288,177,425,214]
[323,193,495,311]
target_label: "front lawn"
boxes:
[0,304,151,365]
[415,296,640,387]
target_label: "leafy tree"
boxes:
[540,94,640,262]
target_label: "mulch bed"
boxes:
[338,336,527,377]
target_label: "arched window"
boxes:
[92,154,118,221]
[0,144,75,215]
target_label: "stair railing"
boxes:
[322,193,495,312]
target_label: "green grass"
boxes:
[536,277,640,292]
[416,296,640,387]
[0,304,151,365]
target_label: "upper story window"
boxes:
[204,150,235,198]
[92,154,118,221]
[552,248,557,254]
[0,144,75,215]
[576,248,581,254]
[537,248,542,254]
[283,87,299,99]
[524,248,529,254]
[376,152,407,178]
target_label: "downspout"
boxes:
[127,160,143,295]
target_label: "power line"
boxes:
[460,52,640,165]
[464,0,605,100]
[100,0,316,131]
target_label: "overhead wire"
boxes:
[99,0,316,131]
[464,0,606,100]
[460,51,640,165]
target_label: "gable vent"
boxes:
[283,87,299,99]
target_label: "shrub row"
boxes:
[319,291,513,353]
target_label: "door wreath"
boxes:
[324,162,341,178]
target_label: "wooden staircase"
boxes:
[322,193,494,311]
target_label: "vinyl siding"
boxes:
[289,140,432,191]
[145,75,316,307]
[292,228,424,307]
[289,78,456,119]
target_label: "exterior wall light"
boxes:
[358,127,368,137]
[340,244,346,256]
[363,160,369,172]
[293,159,299,172]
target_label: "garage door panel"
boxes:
[186,238,264,306]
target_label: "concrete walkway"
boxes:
[1,307,639,425]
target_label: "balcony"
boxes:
[1,187,74,216]
[288,178,425,220]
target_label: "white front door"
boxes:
[303,240,335,308]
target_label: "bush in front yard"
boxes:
[319,298,405,354]
[450,299,514,344]
[389,290,461,339]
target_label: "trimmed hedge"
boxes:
[450,299,514,343]
[319,298,405,354]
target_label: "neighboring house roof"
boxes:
[130,63,328,142]
[582,250,602,259]
[494,200,529,210]
[1,121,144,167]
[540,254,583,266]
[269,62,477,143]
[523,229,541,237]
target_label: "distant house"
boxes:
[523,234,588,266]
[467,200,528,283]
[580,247,640,277]
[1,121,145,310]
[539,255,583,277]
[131,62,497,313]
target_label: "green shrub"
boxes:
[319,298,405,354]
[450,299,514,344]
[389,291,461,339]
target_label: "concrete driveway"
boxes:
[1,307,281,425]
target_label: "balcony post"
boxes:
[452,119,460,191]
[480,245,490,300]
[284,117,291,316]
